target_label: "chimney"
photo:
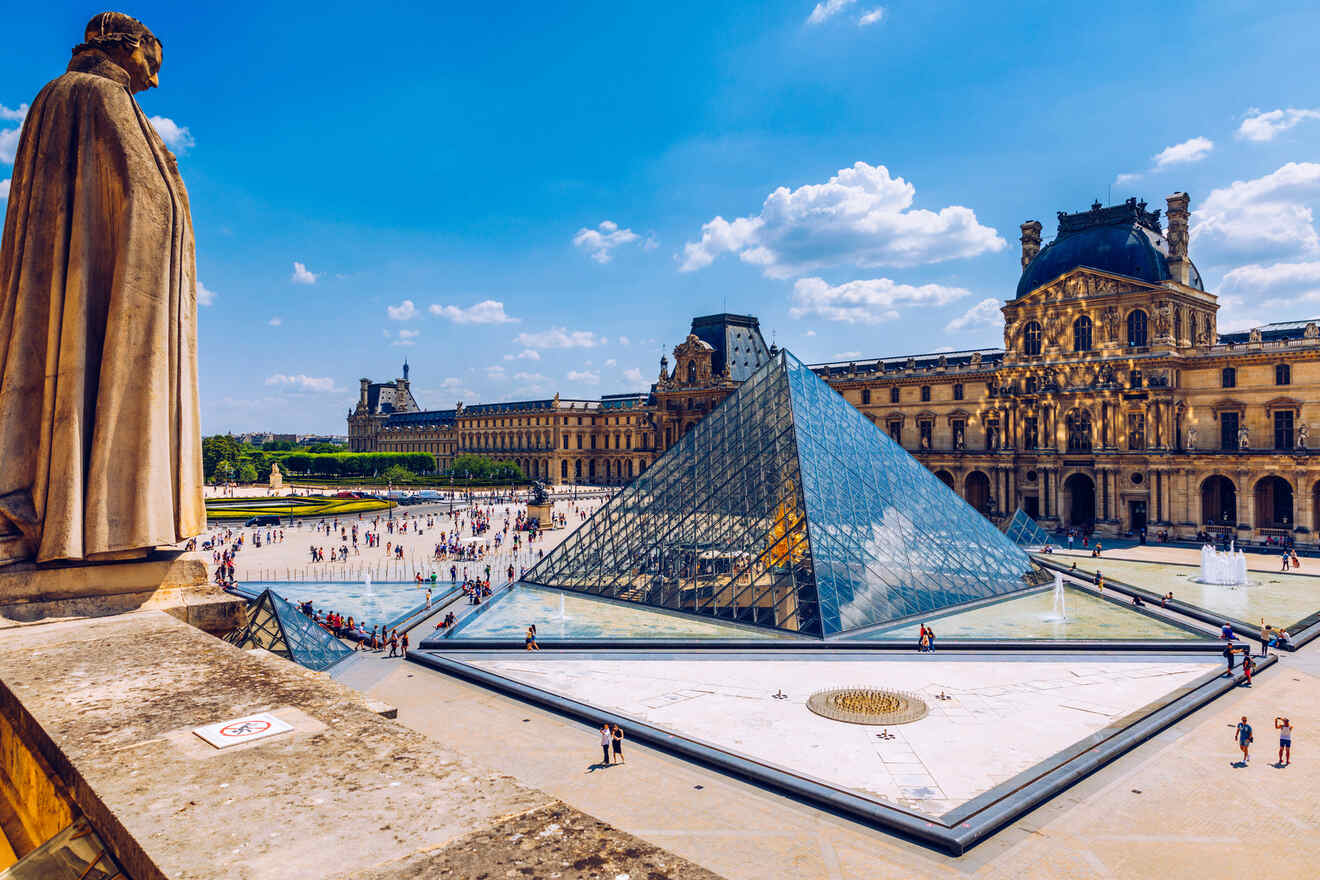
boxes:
[1166,192,1190,285]
[359,378,370,407]
[1020,220,1043,269]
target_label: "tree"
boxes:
[203,434,243,480]
[214,459,234,482]
[237,462,259,483]
[382,464,415,484]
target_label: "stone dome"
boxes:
[1016,199,1202,298]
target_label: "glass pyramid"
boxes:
[525,350,1044,638]
[227,588,353,671]
[1003,507,1052,548]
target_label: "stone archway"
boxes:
[1062,473,1096,528]
[1201,475,1236,526]
[934,469,955,490]
[1254,476,1293,529]
[964,471,992,516]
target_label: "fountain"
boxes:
[1199,543,1249,586]
[364,574,374,596]
[1048,573,1068,622]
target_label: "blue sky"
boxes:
[3,1,1319,434]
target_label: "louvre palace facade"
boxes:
[349,192,1320,543]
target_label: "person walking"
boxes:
[1241,653,1254,687]
[1275,717,1292,766]
[525,625,540,651]
[399,630,409,657]
[1222,642,1238,677]
[599,723,613,766]
[388,630,399,658]
[611,724,625,764]
[1235,716,1253,765]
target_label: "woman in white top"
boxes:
[1276,717,1293,766]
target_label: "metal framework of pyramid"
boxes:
[1002,507,1052,549]
[227,588,353,671]
[525,350,1043,638]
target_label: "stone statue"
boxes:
[269,463,284,491]
[1155,301,1172,339]
[530,480,550,506]
[1102,307,1120,342]
[0,13,203,565]
[1238,426,1250,449]
[1298,423,1309,450]
[1248,327,1262,344]
[1186,426,1197,451]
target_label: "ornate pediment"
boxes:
[1015,268,1158,307]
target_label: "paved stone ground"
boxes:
[369,645,1320,879]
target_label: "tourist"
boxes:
[400,631,409,656]
[425,588,432,609]
[388,630,399,658]
[926,625,936,653]
[1282,551,1290,572]
[1290,549,1300,571]
[1260,620,1272,657]
[917,624,929,652]
[1235,716,1253,765]
[611,724,625,764]
[1221,622,1235,640]
[1223,642,1238,676]
[1241,653,1254,687]
[525,625,540,651]
[599,723,613,765]
[1275,717,1292,766]
[1096,572,1104,594]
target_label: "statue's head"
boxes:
[76,12,162,94]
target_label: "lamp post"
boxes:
[387,477,393,521]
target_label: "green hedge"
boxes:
[272,451,438,477]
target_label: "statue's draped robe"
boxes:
[0,50,203,563]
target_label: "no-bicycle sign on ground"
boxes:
[193,712,293,749]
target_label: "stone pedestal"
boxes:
[269,463,284,490]
[0,551,242,634]
[526,503,556,529]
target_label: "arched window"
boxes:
[1023,321,1042,356]
[1073,316,1093,352]
[1221,367,1236,389]
[686,361,697,385]
[1127,310,1148,347]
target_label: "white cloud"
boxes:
[1151,136,1214,170]
[148,116,194,153]
[618,335,631,345]
[623,367,644,385]
[789,276,971,324]
[428,299,516,324]
[1114,172,1143,186]
[808,0,856,24]
[268,316,282,326]
[643,235,659,251]
[572,220,641,263]
[485,364,506,379]
[392,328,420,347]
[944,297,1002,332]
[566,369,600,384]
[196,280,216,306]
[681,162,1004,278]
[1220,260,1320,306]
[834,351,862,359]
[604,358,617,368]
[806,329,817,336]
[0,103,27,164]
[265,373,339,392]
[502,348,541,362]
[291,262,318,285]
[0,179,9,200]
[1192,162,1320,262]
[387,299,418,321]
[1237,108,1320,143]
[858,7,886,25]
[514,327,604,349]
[513,371,549,383]
[932,345,956,353]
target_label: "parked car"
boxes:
[245,515,281,526]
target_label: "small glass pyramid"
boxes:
[1002,507,1052,548]
[227,588,353,671]
[525,350,1044,638]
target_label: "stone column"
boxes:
[1166,192,1191,286]
[1020,220,1043,269]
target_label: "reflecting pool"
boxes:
[1055,554,1320,630]
[240,580,431,630]
[846,585,1204,640]
[449,584,793,640]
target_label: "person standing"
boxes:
[388,630,399,658]
[1223,642,1237,676]
[611,724,625,764]
[399,630,409,657]
[1235,716,1253,765]
[1241,653,1254,687]
[599,723,612,765]
[1275,717,1292,766]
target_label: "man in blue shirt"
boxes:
[1235,716,1253,765]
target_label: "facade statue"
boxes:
[1248,327,1262,344]
[0,13,203,565]
[1155,302,1172,339]
[1238,426,1250,449]
[1298,423,1309,450]
[1102,307,1120,342]
[1186,426,1197,451]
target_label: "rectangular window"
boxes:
[1276,364,1292,386]
[1127,413,1146,450]
[919,420,932,450]
[1220,412,1239,451]
[861,389,871,405]
[1023,417,1038,450]
[951,419,965,450]
[890,387,900,403]
[1130,370,1143,389]
[887,420,902,445]
[1275,410,1295,450]
[921,386,931,402]
[953,383,964,401]
[1222,367,1236,388]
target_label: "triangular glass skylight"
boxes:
[524,350,1044,638]
[228,588,353,671]
[1002,507,1052,549]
